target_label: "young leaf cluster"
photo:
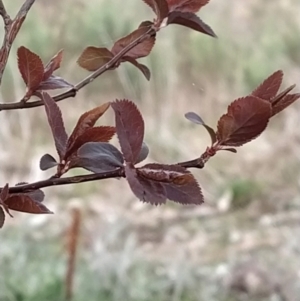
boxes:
[17,47,72,100]
[111,100,204,205]
[0,183,52,228]
[40,93,115,177]
[186,70,300,157]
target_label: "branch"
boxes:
[0,27,156,111]
[3,152,210,194]
[8,168,125,193]
[0,0,11,27]
[0,0,36,85]
[177,158,204,169]
[177,152,211,169]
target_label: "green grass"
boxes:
[0,220,294,301]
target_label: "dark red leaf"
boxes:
[250,72,299,117]
[143,0,169,21]
[4,194,52,214]
[111,27,155,59]
[221,148,237,153]
[77,47,114,71]
[65,126,115,160]
[111,100,144,163]
[272,93,300,116]
[216,96,272,147]
[167,12,216,37]
[0,184,13,218]
[43,49,63,80]
[67,102,110,149]
[17,46,44,91]
[163,179,203,204]
[271,84,296,105]
[0,207,5,228]
[125,165,166,205]
[0,183,9,201]
[123,57,151,80]
[251,70,283,101]
[38,75,73,90]
[137,163,203,204]
[42,92,68,160]
[167,0,209,13]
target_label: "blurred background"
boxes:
[0,0,300,300]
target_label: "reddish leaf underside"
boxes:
[68,103,111,149]
[271,84,296,105]
[137,163,193,184]
[111,27,155,59]
[143,0,169,21]
[272,93,300,116]
[111,100,145,163]
[167,0,209,13]
[77,47,114,71]
[123,56,151,80]
[125,164,203,205]
[167,12,216,37]
[125,165,166,205]
[4,194,52,214]
[42,92,68,160]
[138,163,203,204]
[216,96,272,147]
[250,71,300,116]
[65,126,115,160]
[251,70,283,101]
[43,49,63,80]
[17,46,44,91]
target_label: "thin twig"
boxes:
[0,0,36,85]
[2,153,208,194]
[0,27,156,111]
[0,0,12,27]
[7,168,125,193]
[177,158,205,169]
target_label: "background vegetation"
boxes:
[0,0,300,300]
